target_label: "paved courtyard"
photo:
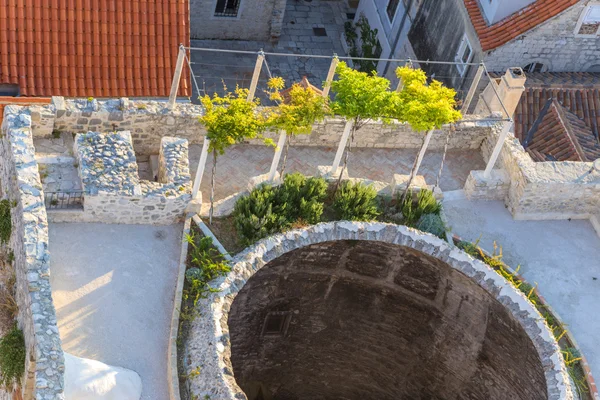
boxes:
[191,144,486,202]
[49,223,183,400]
[443,197,600,377]
[190,0,350,101]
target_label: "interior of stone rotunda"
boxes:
[228,240,548,400]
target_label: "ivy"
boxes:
[0,324,25,389]
[0,199,11,245]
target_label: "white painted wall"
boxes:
[480,0,536,24]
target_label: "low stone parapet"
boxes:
[463,169,510,201]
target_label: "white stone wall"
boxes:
[480,124,600,220]
[74,132,192,225]
[484,1,600,72]
[0,106,65,399]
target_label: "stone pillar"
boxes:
[475,68,526,118]
[270,0,287,41]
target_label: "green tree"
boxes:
[395,66,462,200]
[266,77,328,178]
[330,61,403,191]
[199,87,273,224]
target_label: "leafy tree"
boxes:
[395,66,462,200]
[330,62,403,191]
[199,87,274,224]
[266,77,328,177]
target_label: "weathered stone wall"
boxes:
[189,0,285,40]
[229,240,548,400]
[183,222,572,400]
[41,98,492,156]
[481,125,600,219]
[74,132,192,225]
[0,106,65,399]
[484,1,600,72]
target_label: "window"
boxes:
[262,312,291,336]
[214,0,240,17]
[387,0,400,22]
[523,62,547,73]
[454,35,473,76]
[575,5,600,36]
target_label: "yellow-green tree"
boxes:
[330,62,403,191]
[395,66,462,200]
[199,87,273,224]
[266,77,328,178]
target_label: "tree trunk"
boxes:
[209,150,217,225]
[400,129,433,202]
[435,129,451,188]
[334,122,357,193]
[279,134,291,179]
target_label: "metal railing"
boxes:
[44,191,84,210]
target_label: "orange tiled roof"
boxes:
[464,0,580,51]
[0,0,190,98]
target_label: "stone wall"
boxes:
[189,0,286,41]
[183,222,572,400]
[0,106,65,399]
[74,132,192,225]
[41,98,492,156]
[484,1,600,72]
[480,125,600,220]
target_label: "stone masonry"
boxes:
[74,132,192,225]
[0,106,65,399]
[484,1,600,72]
[183,222,572,400]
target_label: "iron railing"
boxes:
[44,191,84,210]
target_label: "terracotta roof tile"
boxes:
[464,0,580,51]
[0,0,190,98]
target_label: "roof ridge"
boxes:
[551,100,590,161]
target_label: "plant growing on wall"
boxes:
[330,62,403,191]
[266,77,328,178]
[0,199,11,245]
[344,15,382,73]
[0,324,25,389]
[395,66,462,201]
[199,87,273,224]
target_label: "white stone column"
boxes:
[268,131,287,182]
[484,121,512,178]
[461,63,484,114]
[331,120,353,173]
[247,52,265,102]
[191,137,210,199]
[167,45,186,110]
[322,56,339,98]
[413,129,434,177]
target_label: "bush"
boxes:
[185,233,230,306]
[233,185,287,246]
[0,199,11,245]
[274,173,327,224]
[416,213,447,239]
[0,324,25,388]
[333,181,380,221]
[400,189,441,227]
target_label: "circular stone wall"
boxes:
[185,222,572,400]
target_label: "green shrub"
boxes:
[416,213,447,239]
[275,173,327,224]
[333,181,379,221]
[0,199,11,245]
[0,324,25,388]
[400,189,441,226]
[233,185,287,246]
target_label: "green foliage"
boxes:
[266,77,328,137]
[233,173,328,245]
[344,15,382,73]
[0,324,25,389]
[199,87,273,155]
[51,130,61,139]
[416,213,446,239]
[0,200,11,245]
[395,67,462,131]
[399,189,442,226]
[333,181,379,221]
[331,62,403,124]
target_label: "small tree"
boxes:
[395,67,462,200]
[330,62,403,191]
[199,87,273,224]
[266,77,328,178]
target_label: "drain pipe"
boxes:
[382,0,415,77]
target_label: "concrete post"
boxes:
[247,52,265,102]
[461,63,484,114]
[331,120,353,173]
[268,131,287,181]
[414,129,434,176]
[322,56,339,98]
[483,121,512,179]
[475,67,526,118]
[167,45,186,110]
[192,137,210,199]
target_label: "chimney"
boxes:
[475,67,526,118]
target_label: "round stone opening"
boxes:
[228,240,548,400]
